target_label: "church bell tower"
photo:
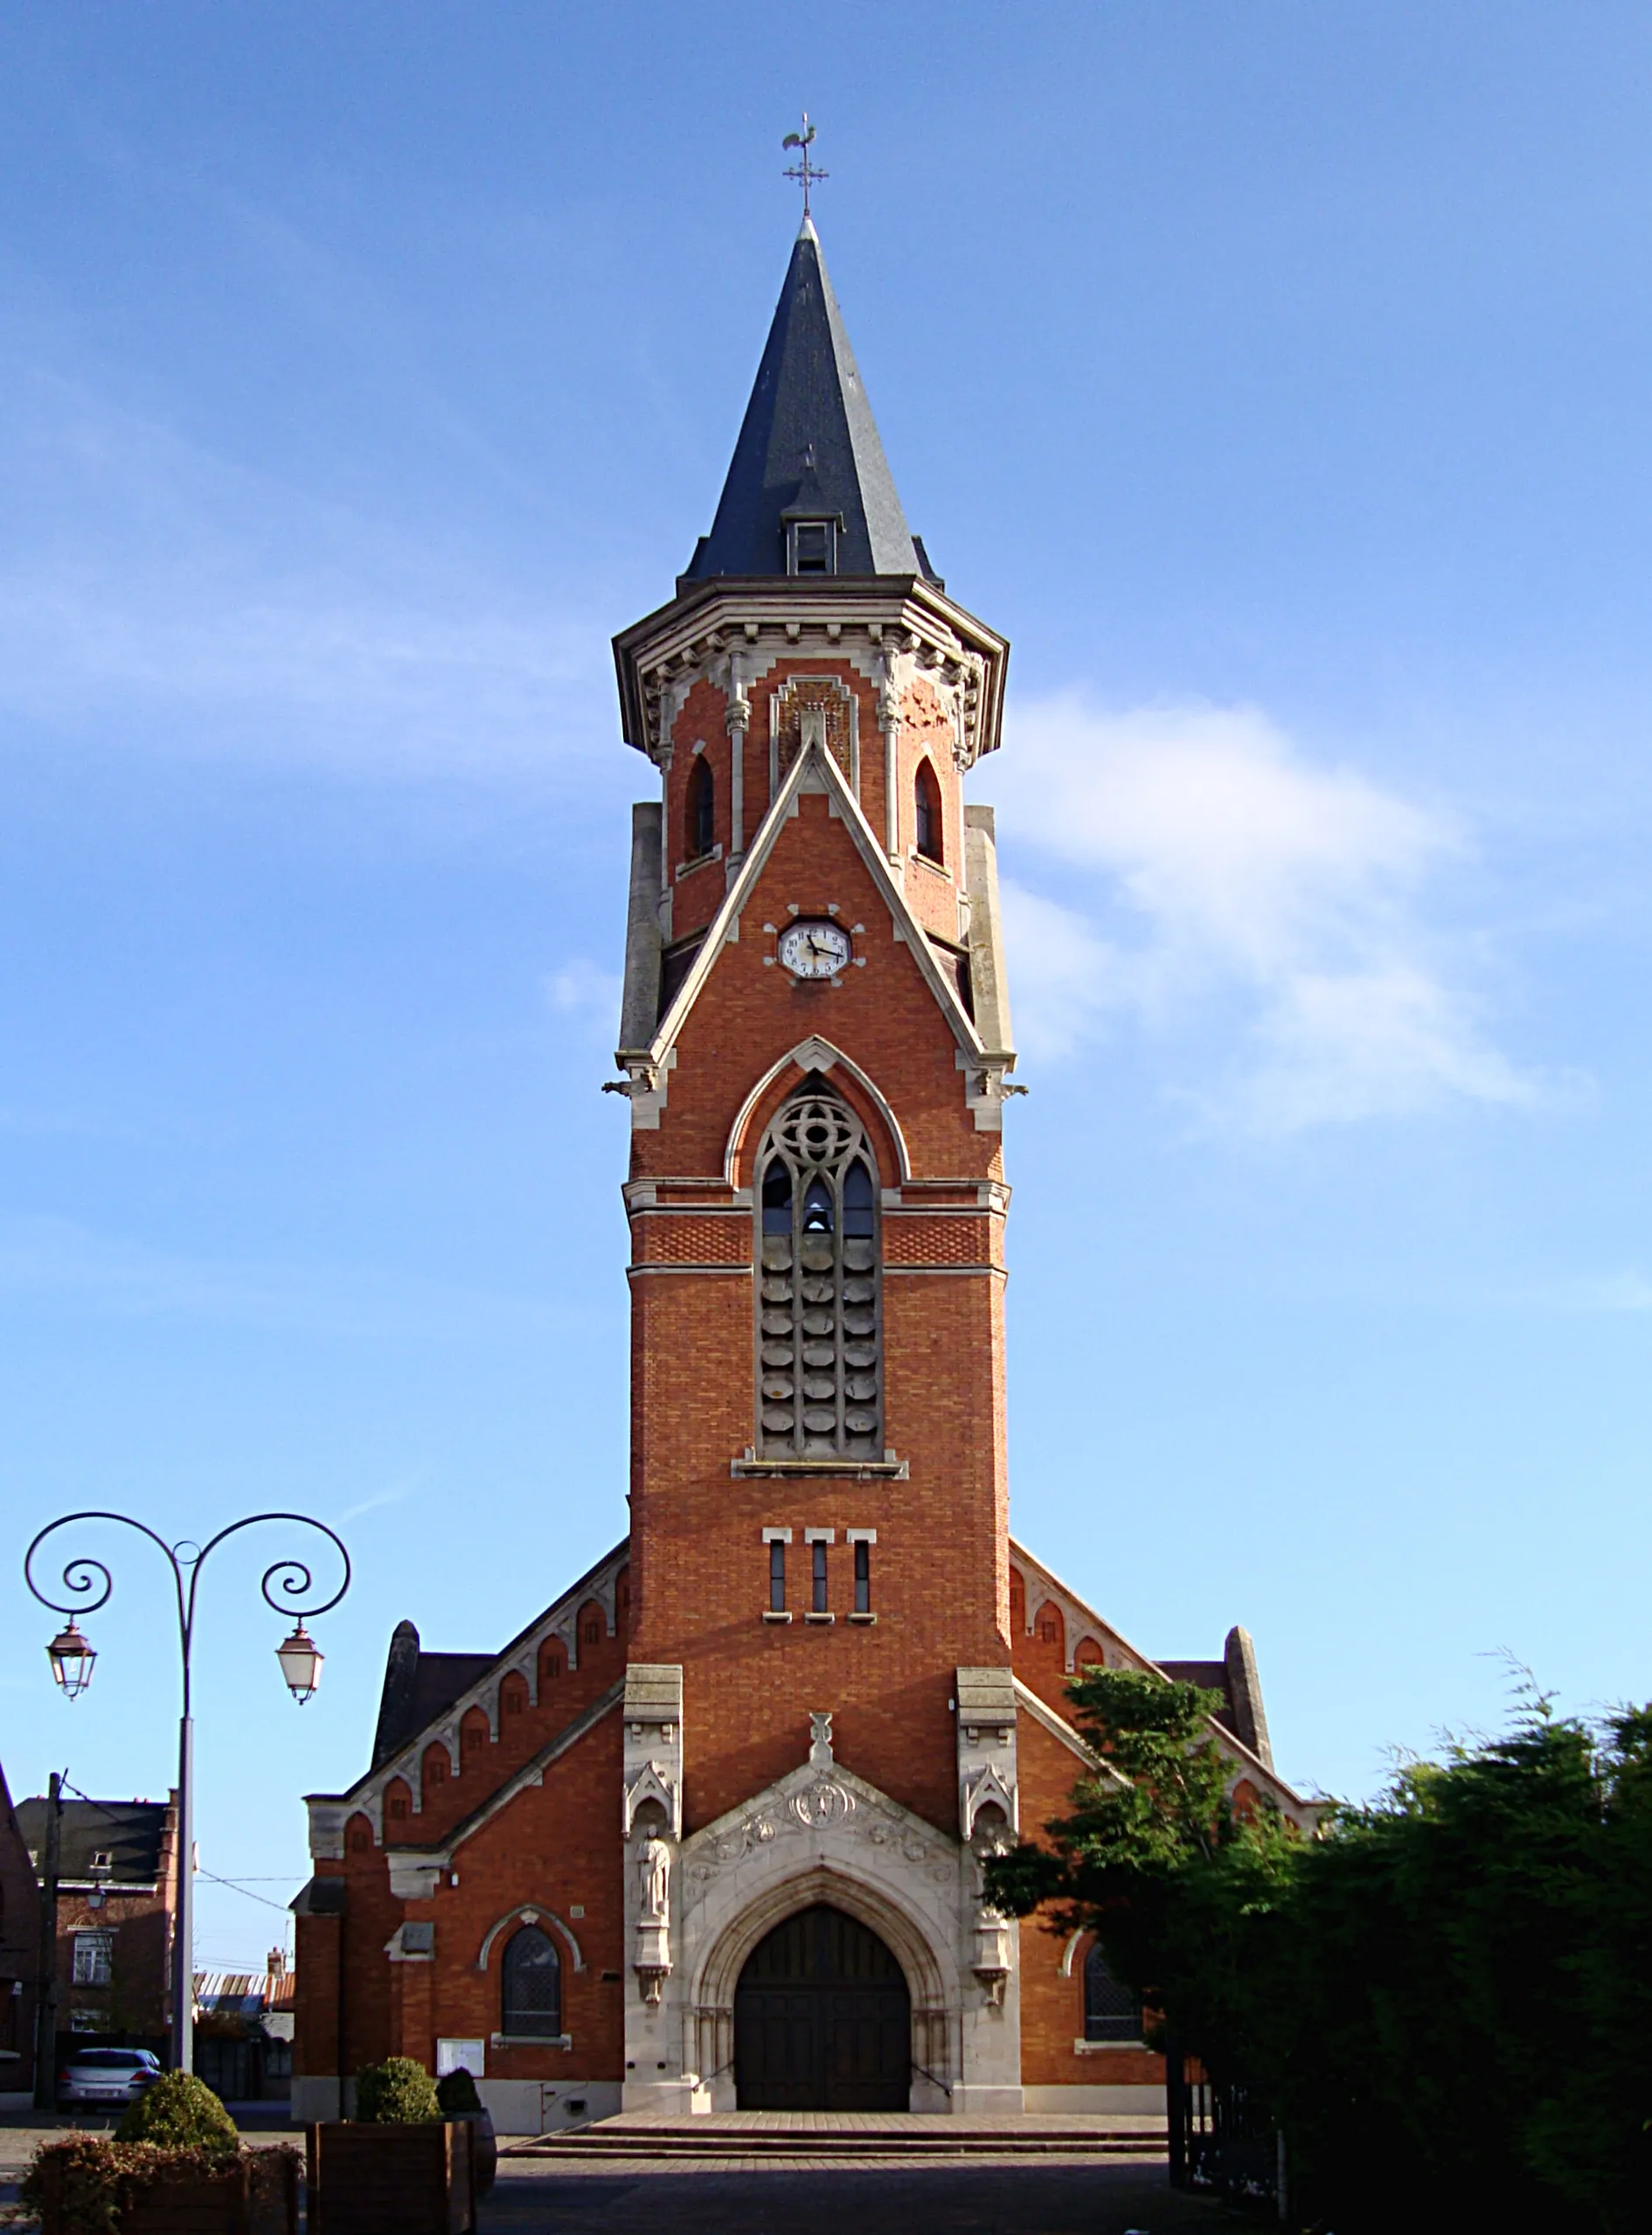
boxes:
[609,217,1024,2111]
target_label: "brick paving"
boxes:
[482,2156,1234,2234]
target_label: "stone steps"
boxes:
[511,2122,1167,2161]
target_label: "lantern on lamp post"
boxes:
[24,1510,351,2078]
[276,1623,323,1704]
[45,1620,97,1700]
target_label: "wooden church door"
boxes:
[733,1905,910,2110]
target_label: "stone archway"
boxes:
[690,1863,952,2112]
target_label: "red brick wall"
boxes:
[386,1711,625,2086]
[628,782,1011,1838]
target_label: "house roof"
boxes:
[13,1797,170,1887]
[682,219,936,585]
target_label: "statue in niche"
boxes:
[637,1825,672,1922]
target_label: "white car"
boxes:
[57,2047,162,2106]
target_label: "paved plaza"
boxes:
[482,2155,1232,2235]
[0,2106,1241,2234]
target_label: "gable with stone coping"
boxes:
[303,1538,630,1857]
[1010,1537,1316,1825]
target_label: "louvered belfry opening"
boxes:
[756,1086,881,1458]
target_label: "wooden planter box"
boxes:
[306,2120,477,2235]
[37,2148,297,2235]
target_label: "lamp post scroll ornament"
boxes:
[24,1510,351,2077]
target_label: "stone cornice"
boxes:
[611,574,1007,773]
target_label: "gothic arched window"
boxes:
[686,755,715,861]
[755,1090,881,1458]
[1084,1940,1143,2044]
[502,1924,562,2039]
[914,760,943,864]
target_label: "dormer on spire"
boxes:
[684,226,942,586]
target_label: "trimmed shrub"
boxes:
[115,2070,239,2151]
[354,2056,441,2124]
[20,2134,270,2235]
[435,2066,482,2116]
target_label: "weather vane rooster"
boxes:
[782,114,828,219]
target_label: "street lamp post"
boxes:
[24,1511,350,2078]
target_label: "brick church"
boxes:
[292,219,1314,2134]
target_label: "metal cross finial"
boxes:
[782,114,829,219]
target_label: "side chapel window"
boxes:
[914,759,943,864]
[756,1088,880,1458]
[686,755,715,861]
[502,1924,562,2039]
[1084,1940,1144,2043]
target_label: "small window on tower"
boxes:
[788,519,836,575]
[686,755,715,861]
[769,1539,787,1614]
[812,1539,829,1614]
[854,1539,871,1614]
[914,760,943,864]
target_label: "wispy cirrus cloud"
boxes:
[545,959,622,1039]
[989,695,1566,1133]
[0,354,607,774]
[0,1215,573,1343]
[1517,1272,1652,1315]
[339,1475,424,1526]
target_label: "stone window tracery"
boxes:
[755,1088,881,1459]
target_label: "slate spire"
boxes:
[684,219,937,583]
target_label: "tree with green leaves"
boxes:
[989,1668,1652,2235]
[985,1665,1301,2088]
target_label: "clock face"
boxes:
[778,920,851,979]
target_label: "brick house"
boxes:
[14,1793,178,2065]
[293,218,1315,2134]
[0,1758,40,2104]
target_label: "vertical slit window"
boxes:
[686,756,715,861]
[812,1540,829,1614]
[754,1090,882,1459]
[768,1540,786,1613]
[914,760,943,864]
[854,1540,871,1614]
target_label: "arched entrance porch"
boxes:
[689,1863,954,2113]
[735,1905,910,2110]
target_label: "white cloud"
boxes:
[546,958,621,1036]
[0,356,608,774]
[0,1215,573,1342]
[339,1475,424,1526]
[1524,1272,1652,1314]
[990,695,1552,1132]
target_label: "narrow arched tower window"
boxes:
[914,759,943,864]
[686,755,715,861]
[755,1090,881,1459]
[502,1924,562,2039]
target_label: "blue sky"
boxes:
[2,3,1649,1971]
